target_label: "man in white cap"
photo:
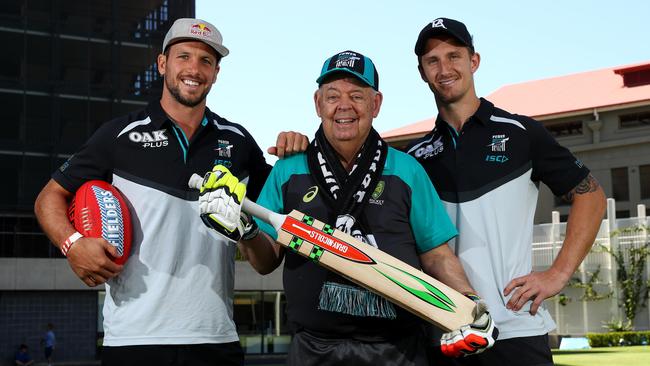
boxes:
[34,18,306,366]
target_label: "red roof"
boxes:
[382,60,650,139]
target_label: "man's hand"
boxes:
[504,267,569,315]
[440,298,498,358]
[198,165,258,242]
[66,237,123,287]
[267,131,309,158]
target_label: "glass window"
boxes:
[619,111,650,129]
[621,69,650,87]
[0,31,22,80]
[616,210,630,219]
[554,195,569,207]
[640,164,650,200]
[0,92,22,142]
[0,154,20,209]
[20,156,52,208]
[0,215,53,257]
[234,291,290,355]
[611,167,629,201]
[545,120,583,138]
[25,34,52,87]
[25,94,53,149]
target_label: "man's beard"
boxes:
[166,78,211,107]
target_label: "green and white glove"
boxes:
[198,165,258,242]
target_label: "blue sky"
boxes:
[196,0,649,161]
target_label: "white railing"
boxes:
[533,200,650,334]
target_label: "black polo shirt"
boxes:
[54,100,270,200]
[52,100,271,346]
[406,98,589,339]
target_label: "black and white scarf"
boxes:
[307,126,396,319]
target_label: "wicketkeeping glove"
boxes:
[198,165,259,242]
[440,294,499,358]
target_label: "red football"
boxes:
[67,180,132,265]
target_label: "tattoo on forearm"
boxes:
[561,174,600,203]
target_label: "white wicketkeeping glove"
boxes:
[440,295,499,358]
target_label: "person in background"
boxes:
[15,344,34,366]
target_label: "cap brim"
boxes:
[165,37,229,57]
[317,68,375,90]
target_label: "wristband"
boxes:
[61,231,84,256]
[463,292,481,302]
[241,213,260,241]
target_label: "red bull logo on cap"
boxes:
[190,23,212,37]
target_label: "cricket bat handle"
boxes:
[188,173,285,231]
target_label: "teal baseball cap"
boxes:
[316,50,379,91]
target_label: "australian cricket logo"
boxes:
[369,181,385,206]
[215,139,233,158]
[488,134,509,152]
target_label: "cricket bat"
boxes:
[189,174,475,331]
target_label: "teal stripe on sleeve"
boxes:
[253,153,310,240]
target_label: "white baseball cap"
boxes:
[162,18,229,57]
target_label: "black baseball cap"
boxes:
[316,50,379,91]
[414,17,473,56]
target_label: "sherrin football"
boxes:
[67,180,132,265]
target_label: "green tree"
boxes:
[599,224,650,327]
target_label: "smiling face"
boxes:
[418,36,480,106]
[314,76,382,156]
[157,41,220,108]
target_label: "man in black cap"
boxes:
[197,49,497,366]
[34,17,306,366]
[408,17,606,365]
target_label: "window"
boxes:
[0,215,54,258]
[611,167,629,201]
[554,195,569,207]
[545,121,583,138]
[640,164,650,200]
[616,210,630,219]
[234,291,290,355]
[619,111,650,129]
[621,69,650,87]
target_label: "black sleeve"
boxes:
[51,121,116,193]
[242,130,272,201]
[527,116,590,196]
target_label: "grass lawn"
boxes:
[552,346,650,366]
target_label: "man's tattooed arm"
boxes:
[561,174,600,203]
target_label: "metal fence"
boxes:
[533,200,650,334]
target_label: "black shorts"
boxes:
[287,328,429,366]
[101,343,244,366]
[44,346,54,358]
[430,334,554,366]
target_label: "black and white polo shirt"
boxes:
[53,100,271,346]
[407,98,589,340]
